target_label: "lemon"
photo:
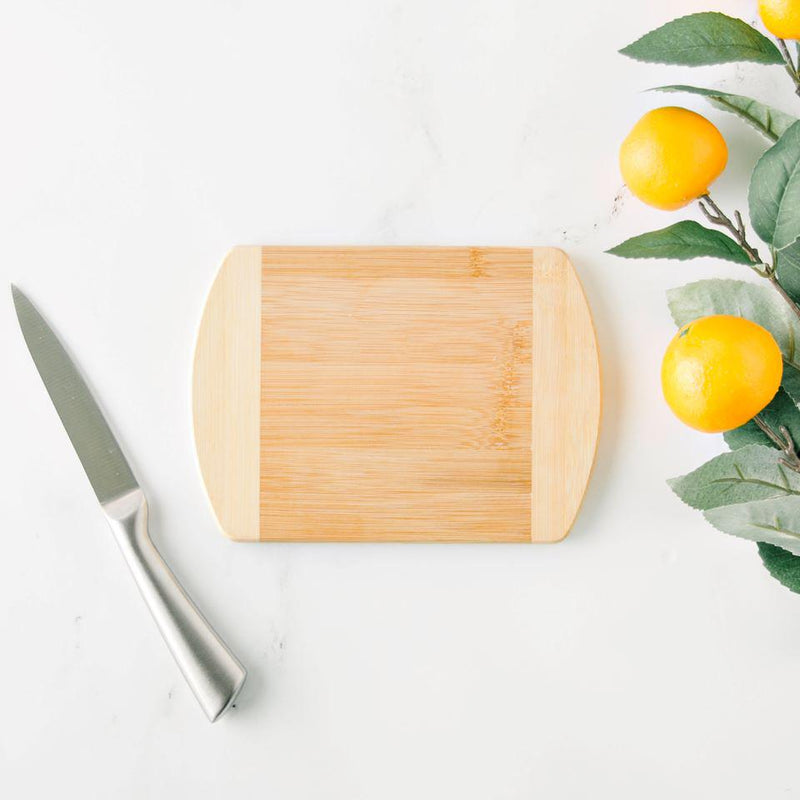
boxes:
[620,107,728,211]
[759,0,800,39]
[661,315,782,433]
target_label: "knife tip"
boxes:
[10,285,32,322]
[10,284,27,308]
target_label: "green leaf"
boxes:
[724,390,800,449]
[651,85,797,143]
[607,222,750,264]
[667,279,800,368]
[776,241,800,303]
[620,13,783,66]
[669,444,800,510]
[704,495,800,556]
[758,542,800,594]
[748,120,800,250]
[782,363,800,408]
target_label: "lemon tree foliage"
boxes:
[607,222,751,263]
[620,13,783,66]
[704,496,800,556]
[781,363,800,407]
[615,8,800,593]
[759,542,800,593]
[749,121,800,251]
[668,400,800,558]
[652,86,797,142]
[669,444,800,509]
[777,240,800,301]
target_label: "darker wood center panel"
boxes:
[258,247,533,542]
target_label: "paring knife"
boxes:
[12,286,246,722]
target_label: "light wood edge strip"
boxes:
[530,248,601,543]
[192,246,262,541]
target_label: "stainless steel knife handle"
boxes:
[103,490,246,722]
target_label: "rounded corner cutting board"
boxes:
[192,246,600,543]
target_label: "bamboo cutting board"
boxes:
[192,247,600,542]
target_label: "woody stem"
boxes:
[698,194,764,267]
[776,38,800,97]
[697,194,800,326]
[754,415,800,472]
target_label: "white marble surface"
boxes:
[2,0,800,796]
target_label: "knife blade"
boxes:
[12,286,246,722]
[11,285,138,504]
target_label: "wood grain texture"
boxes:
[192,246,261,541]
[192,246,600,543]
[530,248,601,542]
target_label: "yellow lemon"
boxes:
[759,0,800,39]
[661,315,783,433]
[620,107,728,211]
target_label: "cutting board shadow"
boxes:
[192,247,600,542]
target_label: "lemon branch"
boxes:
[776,38,800,98]
[753,415,800,473]
[698,194,764,267]
[698,193,800,325]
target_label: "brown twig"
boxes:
[698,194,765,268]
[776,38,800,97]
[754,415,800,472]
[698,194,800,326]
